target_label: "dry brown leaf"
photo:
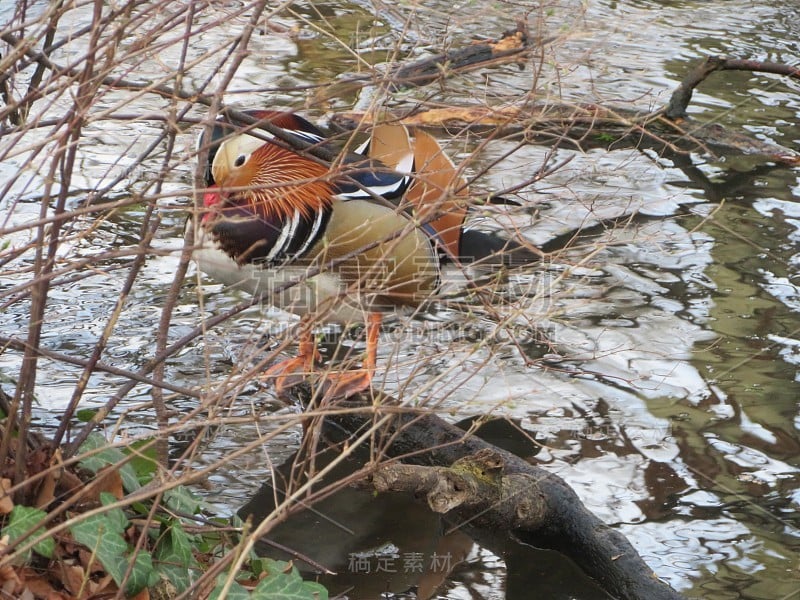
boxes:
[0,478,14,515]
[87,573,114,598]
[0,535,22,590]
[1,579,18,598]
[59,563,87,596]
[35,474,57,510]
[92,465,124,501]
[56,469,84,499]
[78,549,105,576]
[35,449,65,509]
[18,586,35,600]
[490,30,526,54]
[18,568,68,600]
[128,587,150,600]
[409,106,520,126]
[73,465,124,507]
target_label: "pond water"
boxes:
[1,0,799,598]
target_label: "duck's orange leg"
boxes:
[261,328,321,395]
[321,312,382,400]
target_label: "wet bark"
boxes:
[329,50,800,166]
[307,390,687,600]
[387,21,533,90]
[331,97,798,166]
[665,55,800,119]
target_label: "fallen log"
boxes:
[387,21,532,90]
[330,95,798,166]
[293,387,686,600]
[329,52,800,166]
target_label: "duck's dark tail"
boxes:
[457,227,541,269]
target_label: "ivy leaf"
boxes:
[164,485,201,515]
[251,574,306,599]
[153,520,199,593]
[125,438,159,484]
[124,552,160,594]
[208,575,250,600]
[70,512,127,570]
[69,494,158,595]
[77,432,140,492]
[94,550,159,596]
[75,408,97,423]
[250,559,328,600]
[301,581,328,599]
[6,505,54,559]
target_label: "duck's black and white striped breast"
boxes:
[207,206,331,266]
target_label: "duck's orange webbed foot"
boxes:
[320,368,373,401]
[320,312,381,402]
[261,332,320,397]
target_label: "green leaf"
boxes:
[251,574,305,599]
[252,574,328,600]
[100,492,129,531]
[6,505,54,559]
[130,501,150,516]
[301,581,328,599]
[250,559,328,600]
[126,551,160,593]
[164,485,201,515]
[99,551,160,596]
[153,521,199,593]
[69,502,158,595]
[70,512,127,557]
[125,438,159,484]
[208,575,250,600]
[75,408,98,422]
[77,432,140,492]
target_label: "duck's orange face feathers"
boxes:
[207,133,332,222]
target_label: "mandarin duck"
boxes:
[194,110,532,398]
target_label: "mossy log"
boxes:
[302,389,687,600]
[330,98,798,166]
[329,51,799,166]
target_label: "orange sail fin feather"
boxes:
[361,124,469,259]
[406,129,469,260]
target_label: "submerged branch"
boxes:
[665,55,800,119]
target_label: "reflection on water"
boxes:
[1,0,799,598]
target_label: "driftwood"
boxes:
[332,103,797,166]
[329,55,800,166]
[665,55,800,119]
[387,21,532,90]
[292,387,686,600]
